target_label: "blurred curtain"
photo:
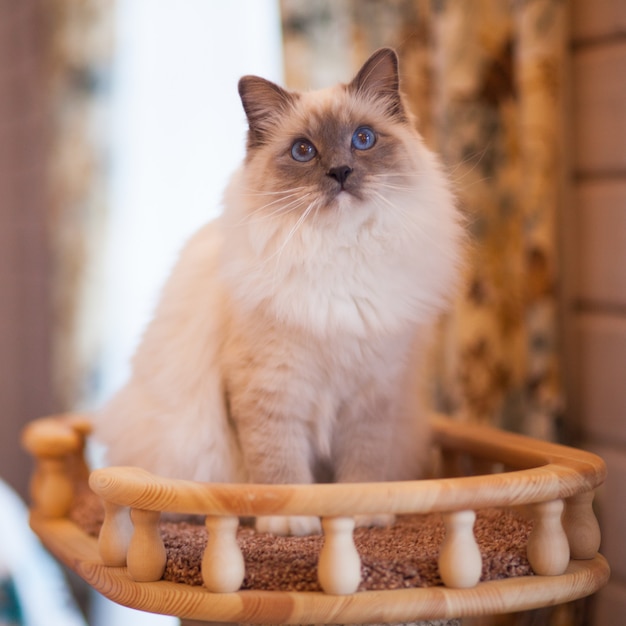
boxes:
[47,1,115,409]
[281,0,568,442]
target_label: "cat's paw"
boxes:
[255,515,322,536]
[354,513,395,529]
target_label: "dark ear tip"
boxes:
[355,48,401,86]
[349,47,405,121]
[372,47,399,66]
[237,75,256,97]
[379,47,398,58]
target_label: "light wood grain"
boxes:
[127,509,166,582]
[85,416,606,518]
[29,514,609,623]
[98,501,132,567]
[563,491,602,560]
[23,413,609,621]
[439,511,482,588]
[202,516,245,593]
[527,500,570,576]
[318,517,361,595]
[22,414,91,518]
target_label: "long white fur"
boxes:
[95,50,464,535]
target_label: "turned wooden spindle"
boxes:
[527,499,570,576]
[562,491,601,560]
[98,502,133,567]
[127,508,167,582]
[66,416,92,483]
[21,418,81,518]
[439,510,482,588]
[202,516,245,593]
[31,457,74,518]
[318,516,361,595]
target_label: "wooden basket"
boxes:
[22,413,609,624]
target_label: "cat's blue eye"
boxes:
[291,139,317,162]
[352,126,376,150]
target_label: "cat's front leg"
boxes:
[333,385,430,529]
[332,398,397,529]
[233,403,321,536]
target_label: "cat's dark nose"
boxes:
[327,165,353,185]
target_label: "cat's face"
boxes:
[224,49,462,335]
[238,49,419,217]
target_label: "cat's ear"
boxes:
[238,76,296,148]
[349,48,406,121]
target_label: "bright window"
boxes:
[97,0,283,403]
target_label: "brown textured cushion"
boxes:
[71,484,533,592]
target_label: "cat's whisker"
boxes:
[233,186,313,223]
[367,171,429,177]
[369,190,416,224]
[244,198,315,291]
[368,172,417,180]
[374,182,418,192]
[234,193,314,226]
[455,175,491,191]
[277,206,316,273]
[367,172,411,176]
[241,197,305,223]
[257,198,319,284]
[241,186,309,197]
[273,200,316,261]
[447,141,493,180]
[366,174,430,190]
[370,190,400,211]
[240,195,315,272]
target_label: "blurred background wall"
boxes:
[0,0,101,501]
[0,1,625,624]
[568,1,626,622]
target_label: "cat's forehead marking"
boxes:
[301,85,340,109]
[289,85,387,139]
[295,86,351,128]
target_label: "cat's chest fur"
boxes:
[220,298,412,465]
[219,167,430,340]
[215,191,419,466]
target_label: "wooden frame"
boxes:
[22,414,609,623]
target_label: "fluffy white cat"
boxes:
[95,48,464,536]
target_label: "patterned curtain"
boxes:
[281,0,567,442]
[47,0,115,409]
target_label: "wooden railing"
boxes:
[22,413,606,597]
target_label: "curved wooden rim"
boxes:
[24,414,610,620]
[31,514,610,623]
[21,415,86,457]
